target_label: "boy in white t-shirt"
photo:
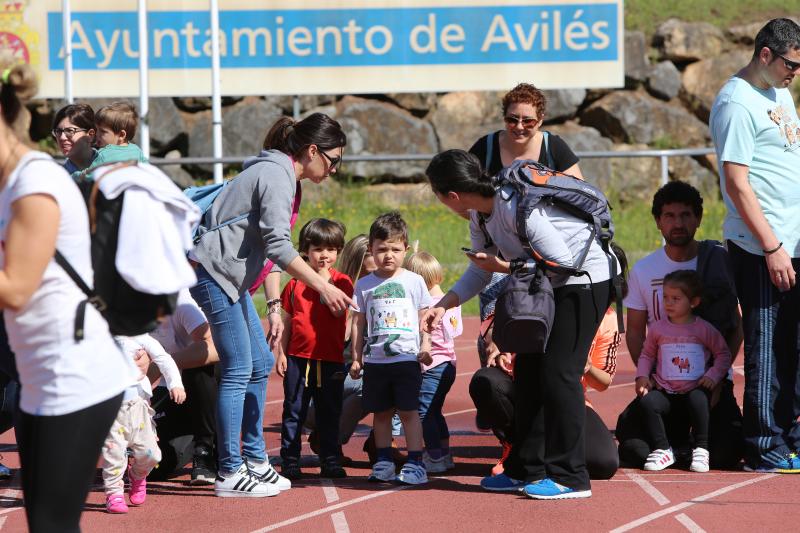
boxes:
[102,334,185,514]
[350,212,433,485]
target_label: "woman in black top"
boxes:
[468,83,583,178]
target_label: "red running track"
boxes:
[1,316,799,532]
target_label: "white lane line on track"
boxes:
[675,513,707,533]
[0,516,6,529]
[609,473,777,533]
[330,512,351,533]
[0,508,21,517]
[624,470,670,505]
[443,408,476,418]
[250,485,411,532]
[320,479,339,503]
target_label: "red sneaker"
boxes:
[492,441,512,476]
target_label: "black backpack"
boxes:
[58,161,178,339]
[694,240,740,336]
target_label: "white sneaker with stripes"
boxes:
[690,447,710,473]
[643,448,675,471]
[246,458,292,491]
[215,463,279,498]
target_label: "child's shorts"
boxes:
[363,361,422,413]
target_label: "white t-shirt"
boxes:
[353,269,433,364]
[0,152,138,416]
[150,288,207,355]
[624,247,697,323]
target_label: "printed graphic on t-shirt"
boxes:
[649,277,665,321]
[768,105,800,151]
[368,298,417,335]
[443,311,463,341]
[659,343,705,381]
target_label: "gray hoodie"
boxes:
[192,150,300,301]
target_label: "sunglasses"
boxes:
[770,49,800,72]
[503,115,538,128]
[52,127,89,139]
[319,150,342,172]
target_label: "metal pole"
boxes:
[293,96,300,120]
[138,0,150,158]
[62,0,73,103]
[210,0,223,184]
[660,154,669,186]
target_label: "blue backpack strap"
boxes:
[485,132,495,170]
[542,131,555,169]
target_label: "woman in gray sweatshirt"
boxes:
[190,113,352,498]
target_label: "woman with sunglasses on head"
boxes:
[469,83,584,179]
[189,113,353,498]
[52,103,97,174]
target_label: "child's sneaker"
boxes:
[643,448,675,471]
[524,478,592,500]
[690,447,710,473]
[492,440,513,476]
[445,454,455,470]
[190,446,216,486]
[422,452,449,474]
[246,458,292,490]
[214,463,279,498]
[0,462,11,479]
[480,472,525,492]
[368,460,396,482]
[106,493,128,514]
[127,466,147,506]
[397,462,428,485]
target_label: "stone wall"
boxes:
[29,17,800,204]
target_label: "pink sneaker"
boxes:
[106,493,128,514]
[128,466,147,506]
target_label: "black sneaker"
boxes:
[281,461,303,480]
[190,447,217,486]
[320,462,347,479]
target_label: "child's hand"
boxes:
[275,352,288,378]
[698,376,716,390]
[171,387,186,404]
[635,377,650,397]
[418,350,433,366]
[349,360,362,380]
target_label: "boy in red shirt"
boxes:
[276,218,354,479]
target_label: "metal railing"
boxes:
[148,147,717,187]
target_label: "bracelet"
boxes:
[763,242,783,255]
[266,298,281,314]
[266,298,281,306]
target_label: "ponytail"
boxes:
[262,112,346,158]
[0,55,38,129]
[425,149,496,198]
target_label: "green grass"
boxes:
[253,186,729,317]
[625,0,793,37]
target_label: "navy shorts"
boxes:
[362,361,422,413]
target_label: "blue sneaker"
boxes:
[0,463,10,479]
[480,473,525,492]
[744,452,800,473]
[524,478,591,500]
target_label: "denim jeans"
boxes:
[190,265,274,474]
[418,361,457,450]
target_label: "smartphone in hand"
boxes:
[461,246,478,256]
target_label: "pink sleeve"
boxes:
[703,322,732,384]
[636,325,659,379]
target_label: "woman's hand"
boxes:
[266,311,284,350]
[698,376,716,390]
[467,252,510,274]
[422,306,446,333]
[318,283,353,315]
[635,377,650,397]
[487,349,514,376]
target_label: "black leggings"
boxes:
[640,388,711,450]
[17,393,122,533]
[469,366,618,479]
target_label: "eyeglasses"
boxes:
[51,127,88,139]
[319,151,342,172]
[503,115,539,128]
[770,49,800,72]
